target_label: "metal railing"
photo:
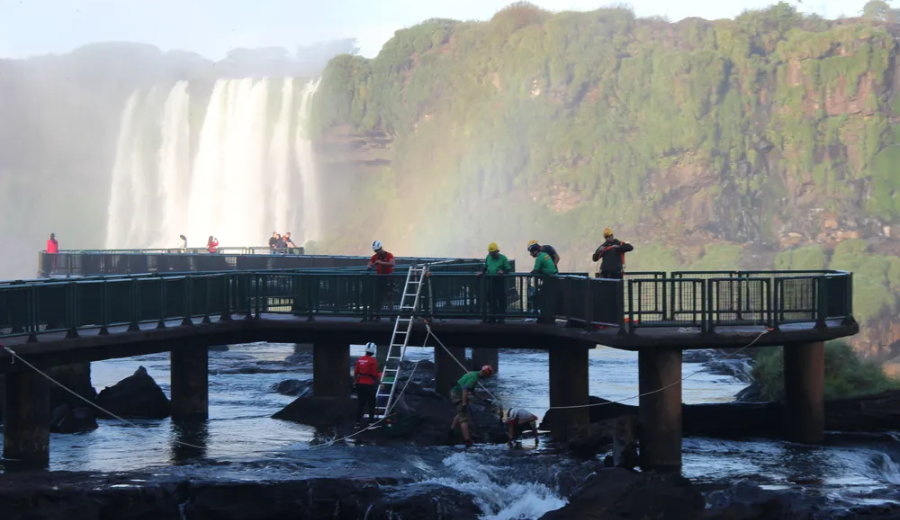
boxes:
[0,270,853,340]
[37,251,495,278]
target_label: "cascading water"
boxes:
[104,78,321,249]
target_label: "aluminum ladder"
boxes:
[374,264,428,419]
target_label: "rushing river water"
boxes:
[2,343,899,518]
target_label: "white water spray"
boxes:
[104,77,321,249]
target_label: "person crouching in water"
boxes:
[449,364,494,448]
[592,228,633,279]
[504,408,539,448]
[354,342,381,428]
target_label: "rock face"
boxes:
[271,379,313,397]
[273,360,506,445]
[0,472,481,520]
[538,468,705,520]
[95,366,171,419]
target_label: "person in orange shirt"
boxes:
[367,240,396,319]
[354,342,382,428]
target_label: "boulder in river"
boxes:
[271,379,313,397]
[95,366,171,419]
[50,404,98,433]
[538,468,705,520]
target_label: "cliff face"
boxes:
[310,3,900,359]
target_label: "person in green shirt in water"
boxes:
[449,364,495,448]
[477,242,512,323]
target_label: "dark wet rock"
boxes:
[704,358,754,383]
[216,366,297,375]
[271,379,313,397]
[95,366,171,419]
[0,471,480,520]
[273,397,357,430]
[209,345,230,352]
[704,480,831,520]
[539,468,705,520]
[683,349,720,363]
[735,380,764,402]
[50,404,98,433]
[47,362,97,411]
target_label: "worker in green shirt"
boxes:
[529,243,558,275]
[477,242,512,323]
[449,364,495,448]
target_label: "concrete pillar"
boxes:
[171,346,209,419]
[783,341,825,444]
[3,370,51,467]
[638,348,683,471]
[548,346,590,441]
[171,419,208,463]
[471,348,499,374]
[435,345,467,397]
[47,363,96,409]
[313,343,350,398]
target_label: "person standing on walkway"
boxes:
[504,408,539,448]
[449,364,494,448]
[177,235,187,253]
[592,228,633,279]
[527,240,560,268]
[354,342,381,428]
[207,236,219,254]
[367,241,396,320]
[283,232,298,254]
[477,242,512,323]
[268,232,279,251]
[46,233,59,273]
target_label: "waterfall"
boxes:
[104,78,320,250]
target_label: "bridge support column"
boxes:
[3,370,51,467]
[548,345,590,441]
[471,347,499,374]
[638,348,682,471]
[783,341,824,444]
[435,345,467,397]
[313,344,350,398]
[171,346,209,419]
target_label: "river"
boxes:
[2,343,899,519]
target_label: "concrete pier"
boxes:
[313,343,350,398]
[3,370,51,466]
[471,347,499,374]
[783,341,825,444]
[435,345,467,396]
[638,348,682,470]
[548,346,590,441]
[170,346,209,419]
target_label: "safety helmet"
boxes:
[372,240,383,251]
[527,240,539,248]
[603,228,613,238]
[505,407,517,423]
[481,364,494,377]
[364,342,376,354]
[528,243,541,253]
[488,242,499,253]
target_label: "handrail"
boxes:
[0,270,854,340]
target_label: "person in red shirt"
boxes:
[46,233,59,273]
[207,236,219,254]
[354,342,382,427]
[367,241,396,319]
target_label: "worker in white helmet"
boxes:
[504,407,539,448]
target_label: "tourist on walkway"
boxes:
[477,242,512,323]
[46,233,59,273]
[354,342,381,428]
[177,235,187,253]
[504,407,539,448]
[283,232,298,253]
[592,228,633,279]
[367,241,396,320]
[527,240,560,268]
[449,364,494,448]
[268,232,279,251]
[207,236,219,254]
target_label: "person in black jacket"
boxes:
[592,228,633,279]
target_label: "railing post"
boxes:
[583,278,593,331]
[627,280,635,335]
[99,281,110,335]
[737,276,744,322]
[705,280,715,335]
[156,278,167,329]
[26,285,38,343]
[662,277,669,322]
[255,274,263,319]
[771,279,782,332]
[815,276,828,330]
[202,277,212,324]
[219,275,233,322]
[182,277,194,327]
[65,282,79,339]
[699,280,707,333]
[127,279,141,332]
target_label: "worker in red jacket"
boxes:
[46,233,59,273]
[354,342,382,428]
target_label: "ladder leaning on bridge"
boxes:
[374,264,428,419]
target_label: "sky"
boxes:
[0,0,877,60]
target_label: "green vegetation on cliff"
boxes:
[311,2,900,357]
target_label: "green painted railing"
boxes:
[0,270,853,340]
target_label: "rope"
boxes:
[422,322,770,412]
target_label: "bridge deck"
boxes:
[0,313,857,373]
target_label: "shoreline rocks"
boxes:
[95,366,171,419]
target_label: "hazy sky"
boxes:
[0,0,875,60]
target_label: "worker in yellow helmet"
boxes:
[477,242,513,323]
[592,228,634,279]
